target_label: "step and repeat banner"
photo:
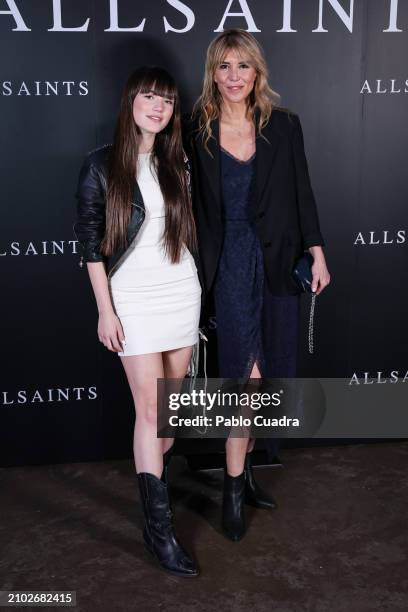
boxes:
[1,1,407,466]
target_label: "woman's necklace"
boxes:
[221,118,255,142]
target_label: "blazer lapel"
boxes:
[194,118,222,215]
[191,110,280,216]
[254,112,280,213]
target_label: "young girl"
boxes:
[74,66,201,577]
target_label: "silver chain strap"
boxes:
[308,292,317,354]
[187,329,209,435]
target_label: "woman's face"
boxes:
[214,49,257,105]
[132,90,175,135]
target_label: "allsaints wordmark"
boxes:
[354,230,406,245]
[0,0,405,34]
[1,387,98,404]
[349,371,408,385]
[0,240,79,256]
[2,81,88,96]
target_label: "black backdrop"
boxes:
[1,1,407,467]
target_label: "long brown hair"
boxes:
[192,29,281,153]
[100,66,196,263]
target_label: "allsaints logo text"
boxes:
[0,0,405,34]
[2,386,98,405]
[2,81,88,96]
[0,240,79,256]
[354,230,406,245]
[360,79,408,94]
[349,371,408,385]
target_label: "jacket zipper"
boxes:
[72,222,85,268]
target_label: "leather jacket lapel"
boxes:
[126,180,145,244]
[132,180,145,209]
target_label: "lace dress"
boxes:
[213,147,299,380]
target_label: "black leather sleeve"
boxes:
[290,113,325,249]
[74,155,107,264]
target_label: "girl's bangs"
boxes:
[138,72,177,100]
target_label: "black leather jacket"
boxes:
[73,144,191,280]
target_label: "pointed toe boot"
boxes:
[137,472,199,577]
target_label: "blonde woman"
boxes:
[184,29,330,541]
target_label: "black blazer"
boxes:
[183,107,325,298]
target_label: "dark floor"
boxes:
[1,442,408,612]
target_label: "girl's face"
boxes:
[214,49,257,105]
[132,90,175,135]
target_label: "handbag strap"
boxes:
[187,328,209,435]
[308,292,317,354]
[187,328,208,384]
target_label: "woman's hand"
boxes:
[308,246,331,295]
[98,309,126,352]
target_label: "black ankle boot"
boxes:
[222,468,246,541]
[244,452,277,510]
[137,472,199,577]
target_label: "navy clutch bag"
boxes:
[292,253,317,354]
[292,252,314,293]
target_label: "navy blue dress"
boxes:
[213,147,300,382]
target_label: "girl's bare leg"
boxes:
[120,352,165,478]
[161,345,194,455]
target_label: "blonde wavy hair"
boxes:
[192,29,281,152]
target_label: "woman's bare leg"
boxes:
[120,352,165,478]
[225,360,261,475]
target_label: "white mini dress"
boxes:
[108,153,201,356]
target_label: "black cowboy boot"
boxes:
[161,445,174,484]
[137,472,199,577]
[161,446,175,514]
[244,452,277,509]
[222,468,246,541]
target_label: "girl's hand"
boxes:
[309,246,331,295]
[97,310,126,352]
